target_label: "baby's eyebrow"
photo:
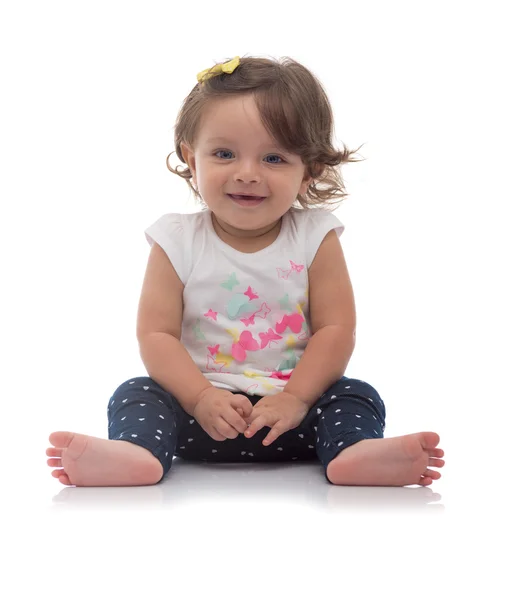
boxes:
[205,136,285,151]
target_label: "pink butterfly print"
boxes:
[276,267,292,280]
[244,286,259,300]
[259,328,283,349]
[240,314,256,326]
[297,329,310,341]
[275,313,304,334]
[271,370,292,380]
[204,309,218,321]
[206,354,228,373]
[289,260,304,273]
[241,302,271,326]
[255,302,271,319]
[207,344,220,356]
[231,331,260,362]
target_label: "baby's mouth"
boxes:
[227,194,266,207]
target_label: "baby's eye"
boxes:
[214,150,285,164]
[265,155,284,164]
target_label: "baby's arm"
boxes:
[137,242,213,416]
[284,230,356,406]
[139,333,213,416]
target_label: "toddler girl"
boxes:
[46,55,445,487]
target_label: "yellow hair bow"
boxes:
[197,56,240,84]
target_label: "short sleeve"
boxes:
[305,209,345,268]
[144,213,188,284]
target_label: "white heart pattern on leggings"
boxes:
[143,386,149,390]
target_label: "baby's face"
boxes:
[181,94,312,237]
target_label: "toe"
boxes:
[429,458,445,468]
[47,458,62,468]
[46,447,61,458]
[419,476,433,486]
[51,469,72,485]
[58,473,72,486]
[424,468,441,479]
[422,432,440,449]
[49,431,74,448]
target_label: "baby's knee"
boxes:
[109,376,155,400]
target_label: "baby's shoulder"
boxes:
[145,210,206,237]
[287,207,344,235]
[144,211,207,285]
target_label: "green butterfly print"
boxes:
[192,318,206,341]
[277,355,298,370]
[277,348,298,370]
[226,293,259,319]
[220,272,239,291]
[279,293,290,310]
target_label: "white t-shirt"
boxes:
[144,207,344,397]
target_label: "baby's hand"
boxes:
[193,388,252,441]
[237,407,250,425]
[244,392,309,446]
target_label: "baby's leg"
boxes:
[46,377,182,486]
[315,378,445,486]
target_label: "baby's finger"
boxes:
[226,408,248,434]
[263,425,284,446]
[245,415,267,438]
[231,395,254,419]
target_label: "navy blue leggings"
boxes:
[107,376,386,484]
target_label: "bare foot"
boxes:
[326,432,445,487]
[46,431,164,487]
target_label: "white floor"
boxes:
[46,457,446,513]
[6,452,500,599]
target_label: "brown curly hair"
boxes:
[166,55,366,210]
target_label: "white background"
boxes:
[1,0,503,597]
